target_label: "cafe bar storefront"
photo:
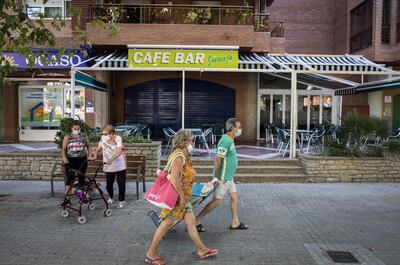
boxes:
[73,45,399,158]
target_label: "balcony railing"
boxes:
[87,4,284,37]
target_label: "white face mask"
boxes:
[235,128,242,137]
[72,129,80,135]
[103,135,111,141]
[187,144,194,154]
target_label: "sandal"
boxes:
[196,224,206,232]
[229,222,249,230]
[145,257,166,265]
[198,248,219,259]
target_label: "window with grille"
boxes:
[350,0,373,52]
[382,0,391,44]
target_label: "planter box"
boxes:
[0,142,161,181]
[299,154,400,183]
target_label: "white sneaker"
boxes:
[107,198,113,204]
[117,201,127,209]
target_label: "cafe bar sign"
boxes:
[128,49,238,69]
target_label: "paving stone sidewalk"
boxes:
[0,181,400,265]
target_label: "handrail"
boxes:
[90,3,254,9]
[86,4,284,36]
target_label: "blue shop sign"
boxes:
[2,49,88,69]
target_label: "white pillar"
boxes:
[290,71,298,158]
[282,95,286,124]
[71,70,76,118]
[319,95,323,124]
[331,95,338,125]
[270,94,273,123]
[257,72,260,139]
[307,95,311,130]
[181,70,185,129]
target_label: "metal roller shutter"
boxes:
[124,78,235,138]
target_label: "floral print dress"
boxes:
[160,149,196,221]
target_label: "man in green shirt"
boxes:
[195,118,249,232]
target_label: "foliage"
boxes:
[0,0,119,82]
[1,0,67,81]
[384,139,400,159]
[323,110,391,157]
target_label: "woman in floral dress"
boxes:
[145,130,218,265]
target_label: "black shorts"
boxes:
[64,156,87,186]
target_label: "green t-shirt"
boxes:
[214,134,238,181]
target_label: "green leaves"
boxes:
[0,0,85,82]
[324,109,392,157]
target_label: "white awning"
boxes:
[80,51,398,76]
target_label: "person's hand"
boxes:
[105,159,113,165]
[62,157,69,165]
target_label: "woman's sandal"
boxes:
[196,224,206,232]
[229,222,249,230]
[145,256,167,265]
[198,248,219,259]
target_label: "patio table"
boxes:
[284,129,314,153]
[186,128,211,155]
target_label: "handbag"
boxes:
[144,151,185,210]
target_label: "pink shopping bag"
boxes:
[145,152,185,210]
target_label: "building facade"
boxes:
[1,0,399,142]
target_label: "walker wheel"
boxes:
[61,210,69,218]
[77,215,87,224]
[88,203,96,211]
[104,209,112,217]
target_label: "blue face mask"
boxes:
[235,128,242,137]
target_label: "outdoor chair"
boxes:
[305,128,325,153]
[276,128,290,157]
[213,124,224,143]
[389,128,400,139]
[163,128,175,155]
[194,127,213,149]
[264,123,274,144]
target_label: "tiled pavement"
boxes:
[0,181,400,265]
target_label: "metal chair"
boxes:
[276,128,290,157]
[389,127,400,139]
[163,128,175,155]
[194,127,213,149]
[213,124,224,143]
[305,128,325,153]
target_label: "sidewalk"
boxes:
[0,181,400,265]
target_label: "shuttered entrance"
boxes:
[124,78,235,138]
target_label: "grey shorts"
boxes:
[214,181,237,200]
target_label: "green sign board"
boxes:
[128,49,238,69]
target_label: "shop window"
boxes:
[44,7,62,17]
[350,0,373,52]
[382,0,391,44]
[19,87,64,130]
[259,0,267,13]
[25,0,71,19]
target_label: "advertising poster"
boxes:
[20,87,64,129]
